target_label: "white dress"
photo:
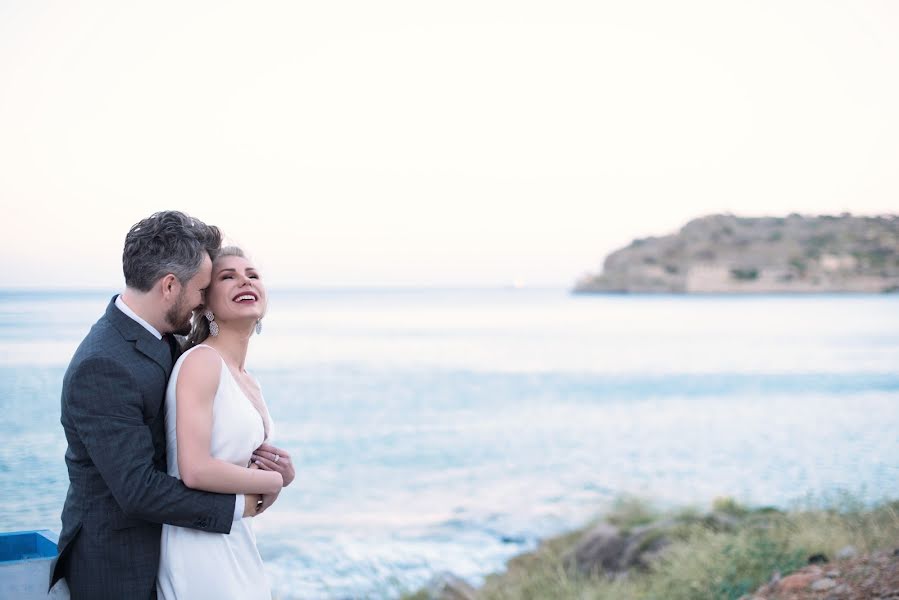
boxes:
[157,344,273,600]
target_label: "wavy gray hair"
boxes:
[123,211,222,291]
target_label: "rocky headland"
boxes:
[574,213,899,294]
[404,496,899,600]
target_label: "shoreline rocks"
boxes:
[406,498,899,600]
[745,548,899,599]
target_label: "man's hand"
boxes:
[243,493,262,518]
[257,490,279,515]
[252,443,296,487]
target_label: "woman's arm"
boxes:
[176,347,282,495]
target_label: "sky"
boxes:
[2,1,898,288]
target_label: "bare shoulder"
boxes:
[177,346,223,397]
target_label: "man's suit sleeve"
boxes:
[67,356,236,534]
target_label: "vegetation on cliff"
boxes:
[404,494,899,600]
[574,213,899,293]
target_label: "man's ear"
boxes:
[160,274,179,300]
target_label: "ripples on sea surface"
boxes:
[1,289,898,598]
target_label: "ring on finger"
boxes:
[274,454,280,464]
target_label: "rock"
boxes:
[565,522,628,574]
[810,577,837,591]
[500,535,526,545]
[702,511,742,532]
[825,569,840,578]
[616,521,673,571]
[836,545,858,560]
[424,572,476,600]
[778,571,817,592]
[566,519,675,576]
[827,583,850,598]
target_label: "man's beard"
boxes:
[165,293,194,336]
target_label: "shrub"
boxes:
[730,268,759,281]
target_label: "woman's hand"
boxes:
[252,443,296,487]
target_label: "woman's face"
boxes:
[204,255,267,327]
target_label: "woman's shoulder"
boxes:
[175,344,224,385]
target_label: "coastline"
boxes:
[402,495,899,600]
[5,291,899,597]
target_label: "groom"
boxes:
[51,211,284,599]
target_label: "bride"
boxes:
[157,246,293,599]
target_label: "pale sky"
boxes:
[2,1,898,288]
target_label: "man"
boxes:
[51,211,287,599]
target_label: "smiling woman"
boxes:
[157,245,294,600]
[187,247,266,347]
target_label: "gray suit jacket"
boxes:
[52,297,237,599]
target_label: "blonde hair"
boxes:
[186,246,247,348]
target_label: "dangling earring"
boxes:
[205,309,219,337]
[255,319,263,335]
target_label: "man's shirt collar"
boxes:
[115,294,163,340]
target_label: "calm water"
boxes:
[1,289,898,598]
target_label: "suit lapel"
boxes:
[135,336,173,374]
[105,296,172,375]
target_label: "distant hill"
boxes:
[574,213,899,293]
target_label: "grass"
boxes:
[403,494,899,600]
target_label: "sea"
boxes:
[1,288,897,598]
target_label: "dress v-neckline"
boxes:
[196,344,269,440]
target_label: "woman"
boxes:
[157,247,293,599]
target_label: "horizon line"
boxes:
[0,283,572,293]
